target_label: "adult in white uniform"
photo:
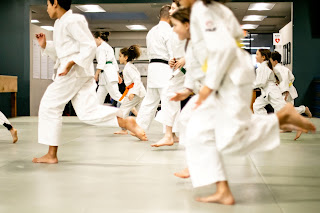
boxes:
[93,32,122,104]
[0,111,18,143]
[115,45,146,135]
[270,51,312,116]
[33,0,147,164]
[179,0,315,205]
[153,0,187,147]
[136,5,173,131]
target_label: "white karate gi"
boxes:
[136,21,173,130]
[0,111,11,126]
[274,63,305,114]
[118,62,146,118]
[155,30,186,132]
[96,41,122,104]
[253,61,287,114]
[39,10,119,146]
[185,1,281,188]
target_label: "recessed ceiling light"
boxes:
[248,3,275,11]
[241,42,250,45]
[241,24,259,30]
[40,26,54,31]
[126,25,147,31]
[243,15,267,21]
[31,19,40,23]
[75,5,106,13]
[241,38,254,41]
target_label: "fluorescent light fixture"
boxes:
[245,47,271,50]
[241,42,250,45]
[126,25,147,31]
[243,15,267,21]
[241,24,259,30]
[40,26,54,31]
[241,38,254,41]
[31,19,40,23]
[75,5,106,13]
[248,3,275,11]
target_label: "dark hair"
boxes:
[271,51,282,63]
[120,45,141,62]
[171,7,190,24]
[258,49,273,70]
[93,31,110,42]
[160,5,171,20]
[49,0,71,11]
[202,0,229,5]
[172,0,180,7]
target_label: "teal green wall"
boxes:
[0,0,318,117]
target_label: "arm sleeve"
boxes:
[96,47,107,70]
[127,66,143,95]
[42,41,57,61]
[67,16,97,70]
[253,66,269,89]
[202,21,238,90]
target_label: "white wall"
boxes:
[274,21,293,71]
[29,24,53,116]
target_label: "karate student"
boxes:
[33,0,147,164]
[93,32,122,104]
[136,5,174,132]
[270,51,312,117]
[114,45,146,135]
[0,111,18,143]
[153,0,187,147]
[253,49,288,114]
[178,0,315,205]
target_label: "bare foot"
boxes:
[280,130,292,133]
[294,130,303,141]
[151,136,174,147]
[10,128,18,143]
[114,129,128,135]
[196,191,235,205]
[173,134,179,143]
[305,106,312,118]
[278,103,316,133]
[32,154,58,164]
[126,117,148,141]
[174,168,190,178]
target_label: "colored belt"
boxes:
[119,83,134,101]
[150,59,168,64]
[180,67,186,74]
[106,61,113,64]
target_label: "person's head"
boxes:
[169,0,180,15]
[47,0,71,19]
[119,45,141,64]
[171,8,191,40]
[93,32,110,47]
[256,49,272,69]
[270,51,281,67]
[160,5,171,22]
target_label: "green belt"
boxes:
[180,67,186,74]
[106,61,113,64]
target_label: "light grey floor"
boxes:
[0,116,320,213]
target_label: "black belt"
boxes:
[150,59,168,64]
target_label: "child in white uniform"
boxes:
[253,49,287,114]
[179,0,315,205]
[0,111,18,143]
[115,45,146,135]
[270,51,312,117]
[93,32,122,104]
[33,0,147,164]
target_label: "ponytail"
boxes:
[120,45,141,62]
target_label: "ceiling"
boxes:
[30,2,292,33]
